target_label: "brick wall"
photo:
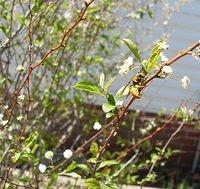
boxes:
[135,112,200,175]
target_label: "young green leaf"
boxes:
[25,132,38,148]
[102,103,116,113]
[145,43,161,72]
[65,161,77,172]
[122,38,142,62]
[97,160,118,170]
[73,80,104,96]
[104,77,115,91]
[90,142,99,156]
[59,172,81,178]
[106,93,115,105]
[0,78,5,87]
[86,178,101,189]
[77,164,91,173]
[11,152,21,163]
[106,112,115,118]
[87,158,97,164]
[115,85,129,99]
[99,73,105,89]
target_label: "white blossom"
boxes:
[95,15,100,20]
[159,41,169,50]
[119,57,133,76]
[63,149,73,159]
[191,48,200,61]
[0,119,8,126]
[124,56,134,67]
[2,105,8,110]
[17,115,23,121]
[188,109,194,116]
[163,20,168,25]
[161,66,173,75]
[16,65,25,72]
[45,151,54,160]
[38,164,46,173]
[116,100,123,106]
[8,134,13,140]
[18,94,25,101]
[99,73,105,89]
[93,122,102,130]
[140,128,147,135]
[136,109,140,114]
[160,52,169,62]
[0,113,8,126]
[181,76,190,89]
[0,113,3,120]
[64,11,70,19]
[180,106,187,115]
[119,65,128,76]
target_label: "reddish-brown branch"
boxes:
[5,0,94,121]
[38,41,200,182]
[119,113,176,160]
[75,41,200,158]
[2,1,94,186]
[146,102,200,178]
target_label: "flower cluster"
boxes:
[38,164,46,173]
[159,41,169,50]
[0,113,8,126]
[63,149,73,159]
[140,120,157,135]
[45,151,54,160]
[16,115,23,121]
[18,94,25,101]
[181,76,190,89]
[16,65,25,72]
[160,52,169,62]
[93,122,102,130]
[119,56,134,76]
[159,65,173,78]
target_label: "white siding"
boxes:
[113,0,200,113]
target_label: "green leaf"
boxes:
[86,178,100,189]
[104,77,115,91]
[146,47,160,72]
[20,152,34,161]
[65,161,77,172]
[147,9,153,19]
[59,172,81,178]
[122,38,142,62]
[73,80,104,96]
[90,142,99,156]
[103,184,118,189]
[97,160,118,170]
[106,93,115,105]
[25,132,38,148]
[115,85,129,99]
[106,112,115,118]
[87,158,97,164]
[99,73,105,89]
[11,152,21,163]
[77,164,90,173]
[145,40,167,72]
[0,78,5,87]
[19,176,32,183]
[102,103,116,113]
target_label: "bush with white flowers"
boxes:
[0,1,199,189]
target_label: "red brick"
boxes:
[187,131,200,138]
